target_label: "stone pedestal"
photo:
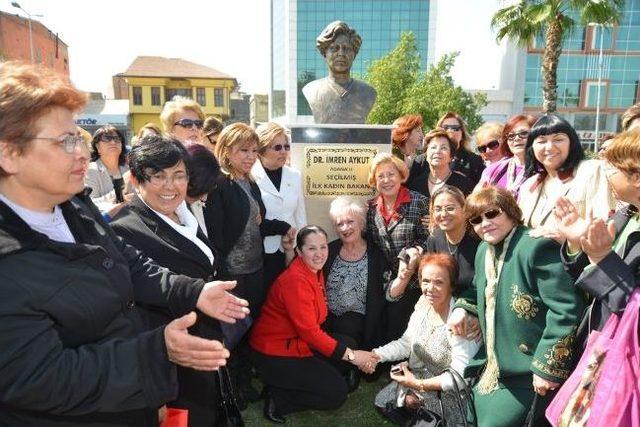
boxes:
[289,124,391,240]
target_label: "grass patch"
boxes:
[242,376,394,426]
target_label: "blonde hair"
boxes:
[603,129,640,175]
[367,152,409,188]
[475,122,504,144]
[256,122,288,155]
[329,196,367,230]
[214,122,259,179]
[160,96,205,132]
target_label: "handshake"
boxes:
[351,350,381,374]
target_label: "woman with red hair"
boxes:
[392,114,424,166]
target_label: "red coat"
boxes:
[250,256,344,358]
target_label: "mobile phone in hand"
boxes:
[391,364,403,375]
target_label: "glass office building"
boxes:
[522,0,640,142]
[271,0,436,122]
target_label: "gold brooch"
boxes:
[510,285,539,320]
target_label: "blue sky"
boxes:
[0,0,504,95]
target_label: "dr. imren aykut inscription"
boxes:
[305,147,378,197]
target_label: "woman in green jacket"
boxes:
[448,186,585,426]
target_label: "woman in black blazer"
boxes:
[205,122,293,405]
[405,129,474,203]
[110,136,226,426]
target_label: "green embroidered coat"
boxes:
[455,225,585,383]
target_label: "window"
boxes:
[151,87,161,106]
[132,87,142,105]
[214,88,224,107]
[196,88,206,106]
[582,80,608,108]
[165,88,192,101]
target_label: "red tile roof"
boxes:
[121,56,234,80]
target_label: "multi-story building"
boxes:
[0,11,69,75]
[250,94,269,128]
[271,0,437,123]
[500,0,640,146]
[113,56,237,133]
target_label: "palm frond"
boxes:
[570,0,624,25]
[491,2,544,47]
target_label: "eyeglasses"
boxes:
[270,143,291,152]
[507,130,529,141]
[468,208,503,225]
[477,140,500,153]
[32,134,86,154]
[174,119,204,130]
[147,171,189,187]
[100,134,121,143]
[434,205,458,214]
[442,125,462,132]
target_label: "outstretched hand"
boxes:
[164,312,230,371]
[196,281,249,323]
[554,197,589,251]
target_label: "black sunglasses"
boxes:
[174,119,204,129]
[271,143,291,152]
[100,134,121,142]
[442,125,462,132]
[477,139,500,153]
[469,208,502,225]
[507,130,529,141]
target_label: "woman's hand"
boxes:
[390,363,419,390]
[353,350,380,374]
[164,312,230,370]
[196,281,250,323]
[447,307,468,336]
[554,197,588,252]
[581,218,615,265]
[465,315,482,341]
[532,374,559,396]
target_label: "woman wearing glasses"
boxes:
[476,114,537,198]
[474,122,508,166]
[160,96,205,147]
[85,124,132,216]
[436,111,485,186]
[0,62,249,426]
[251,122,305,289]
[519,114,616,241]
[448,186,584,426]
[110,136,226,426]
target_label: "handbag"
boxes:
[408,392,444,427]
[215,365,244,427]
[444,368,475,427]
[546,288,640,427]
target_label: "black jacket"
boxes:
[204,175,291,263]
[110,194,223,427]
[451,147,485,187]
[406,154,474,201]
[323,239,389,350]
[561,205,640,343]
[0,192,205,426]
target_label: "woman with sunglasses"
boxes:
[519,114,616,241]
[436,111,485,186]
[251,122,306,290]
[476,114,537,198]
[85,124,132,216]
[474,122,508,166]
[160,96,205,147]
[448,186,584,426]
[425,185,480,297]
[555,129,640,344]
[406,129,473,204]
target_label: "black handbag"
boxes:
[408,392,445,427]
[215,365,244,427]
[443,368,476,427]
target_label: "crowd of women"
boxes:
[1,60,640,427]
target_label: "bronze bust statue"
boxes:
[302,21,377,124]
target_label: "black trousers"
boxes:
[252,352,348,415]
[263,250,286,292]
[323,311,365,349]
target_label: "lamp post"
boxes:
[594,23,605,151]
[11,2,43,64]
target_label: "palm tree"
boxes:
[492,0,624,112]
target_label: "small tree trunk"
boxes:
[542,18,563,113]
